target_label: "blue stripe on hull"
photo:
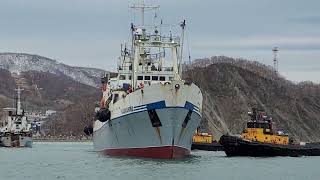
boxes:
[93,107,202,154]
[146,100,166,110]
[131,101,200,116]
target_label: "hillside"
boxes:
[1,54,320,141]
[0,53,107,136]
[0,69,17,117]
[0,53,107,87]
[185,56,320,142]
[0,53,105,135]
[0,68,101,136]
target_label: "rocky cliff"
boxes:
[185,56,320,142]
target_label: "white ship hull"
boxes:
[93,81,202,158]
[0,134,33,148]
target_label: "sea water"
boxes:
[0,142,319,180]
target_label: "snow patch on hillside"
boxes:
[0,53,107,87]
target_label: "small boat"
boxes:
[191,130,223,151]
[219,108,320,157]
[0,87,33,148]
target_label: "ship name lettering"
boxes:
[121,106,133,114]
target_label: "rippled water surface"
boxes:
[0,142,319,180]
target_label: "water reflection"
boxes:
[97,150,225,168]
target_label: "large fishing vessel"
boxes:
[0,87,33,148]
[89,2,203,159]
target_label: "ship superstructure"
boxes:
[91,2,203,158]
[0,87,33,147]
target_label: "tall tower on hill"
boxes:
[272,47,279,73]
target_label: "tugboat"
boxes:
[0,87,33,148]
[87,2,203,159]
[191,129,223,151]
[219,108,320,157]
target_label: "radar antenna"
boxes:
[130,0,160,26]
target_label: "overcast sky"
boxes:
[0,0,319,83]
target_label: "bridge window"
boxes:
[152,76,158,81]
[138,76,143,80]
[159,76,166,81]
[266,124,271,129]
[119,75,126,80]
[144,76,150,80]
[113,94,119,104]
[263,123,270,129]
[247,122,254,128]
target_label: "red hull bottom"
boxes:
[99,146,190,159]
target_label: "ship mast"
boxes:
[130,1,160,89]
[130,23,136,89]
[130,0,160,26]
[178,20,186,77]
[129,1,183,88]
[14,86,24,115]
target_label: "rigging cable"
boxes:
[186,26,191,65]
[185,25,196,81]
[207,116,227,135]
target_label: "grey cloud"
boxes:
[290,16,320,24]
[1,0,320,82]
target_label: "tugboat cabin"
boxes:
[241,108,289,145]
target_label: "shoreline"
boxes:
[33,137,92,142]
[33,139,92,142]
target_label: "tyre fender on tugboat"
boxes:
[96,108,111,122]
[83,125,93,136]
